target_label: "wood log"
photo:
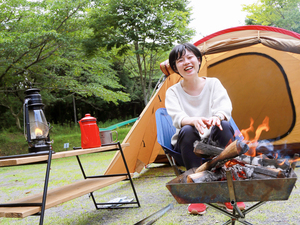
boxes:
[245,164,286,178]
[262,158,290,170]
[187,170,224,183]
[235,154,264,166]
[193,140,224,158]
[252,173,274,180]
[236,154,290,170]
[195,140,249,173]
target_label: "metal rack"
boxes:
[0,142,140,224]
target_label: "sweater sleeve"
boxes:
[210,78,232,121]
[165,86,187,129]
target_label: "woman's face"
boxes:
[175,49,201,78]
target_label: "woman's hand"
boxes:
[182,117,210,135]
[181,114,224,134]
[208,116,223,131]
[193,117,211,135]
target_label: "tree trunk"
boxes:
[9,106,22,130]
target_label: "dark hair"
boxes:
[169,43,202,74]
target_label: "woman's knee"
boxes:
[177,125,200,145]
[221,121,234,134]
[210,121,234,147]
[180,125,196,135]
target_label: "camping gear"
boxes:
[134,203,174,225]
[100,130,118,144]
[23,88,52,153]
[98,196,134,209]
[78,114,101,149]
[155,108,184,176]
[193,140,249,174]
[104,25,300,175]
[166,161,297,225]
[167,167,296,224]
[99,117,138,131]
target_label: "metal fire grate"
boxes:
[166,169,297,224]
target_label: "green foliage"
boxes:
[0,120,133,156]
[0,0,130,129]
[85,0,195,105]
[243,0,300,33]
[0,0,195,129]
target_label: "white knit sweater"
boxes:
[165,77,232,146]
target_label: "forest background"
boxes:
[1,0,300,156]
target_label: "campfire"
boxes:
[188,116,295,184]
[166,117,297,224]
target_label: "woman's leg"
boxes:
[209,121,234,148]
[173,125,201,170]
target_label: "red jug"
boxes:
[78,114,101,149]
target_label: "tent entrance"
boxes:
[207,53,295,141]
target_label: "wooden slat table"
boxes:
[0,143,129,167]
[0,142,140,224]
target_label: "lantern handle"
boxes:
[23,99,31,142]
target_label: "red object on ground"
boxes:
[188,203,207,215]
[217,202,246,212]
[79,114,101,149]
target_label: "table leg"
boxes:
[39,150,53,225]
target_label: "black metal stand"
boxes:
[205,170,266,225]
[75,142,140,209]
[0,150,53,225]
[0,142,140,224]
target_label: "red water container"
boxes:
[78,114,101,149]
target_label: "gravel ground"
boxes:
[1,156,300,225]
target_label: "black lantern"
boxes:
[24,88,52,153]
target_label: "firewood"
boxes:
[245,164,286,178]
[236,154,290,170]
[187,170,224,183]
[194,140,249,173]
[252,173,274,180]
[193,140,224,158]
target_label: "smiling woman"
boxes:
[165,42,234,169]
[165,42,239,214]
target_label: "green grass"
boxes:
[0,120,133,156]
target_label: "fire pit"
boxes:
[166,169,296,204]
[166,169,296,224]
[166,140,297,224]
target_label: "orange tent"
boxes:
[105,25,300,174]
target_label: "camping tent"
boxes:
[105,25,300,175]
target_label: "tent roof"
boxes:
[194,25,300,46]
[194,25,300,55]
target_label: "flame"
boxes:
[224,116,271,176]
[35,127,43,137]
[289,157,300,163]
[240,118,254,141]
[240,116,270,157]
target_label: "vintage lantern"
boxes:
[23,88,52,153]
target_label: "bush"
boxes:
[0,119,134,156]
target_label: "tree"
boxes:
[0,0,130,129]
[243,0,300,33]
[85,0,195,106]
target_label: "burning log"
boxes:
[186,170,225,183]
[187,165,288,184]
[252,173,276,180]
[195,140,249,173]
[291,153,299,171]
[236,154,290,170]
[245,164,286,178]
[193,140,224,158]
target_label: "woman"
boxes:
[165,43,244,214]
